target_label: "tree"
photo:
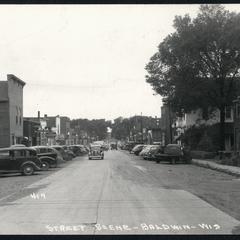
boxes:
[70,118,111,140]
[145,4,240,150]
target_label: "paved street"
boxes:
[0,150,240,234]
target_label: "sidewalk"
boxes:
[192,159,240,177]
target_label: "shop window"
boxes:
[225,106,232,120]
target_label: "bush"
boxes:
[190,150,216,159]
[220,155,240,166]
[182,124,221,152]
[197,132,215,152]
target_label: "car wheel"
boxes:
[156,160,160,164]
[89,157,91,160]
[41,161,50,171]
[22,165,34,176]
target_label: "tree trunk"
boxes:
[219,105,225,151]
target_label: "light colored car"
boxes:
[131,144,145,155]
[139,145,155,156]
[88,145,104,160]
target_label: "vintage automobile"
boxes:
[0,147,42,176]
[68,145,87,156]
[51,145,74,161]
[31,146,59,170]
[139,145,155,156]
[123,142,136,151]
[131,144,145,155]
[143,145,164,161]
[88,145,104,160]
[155,144,192,164]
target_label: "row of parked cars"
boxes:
[128,143,192,164]
[0,144,89,176]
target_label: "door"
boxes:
[0,150,11,172]
[10,150,25,170]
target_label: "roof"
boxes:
[7,74,26,86]
[0,147,36,151]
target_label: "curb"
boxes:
[192,159,240,177]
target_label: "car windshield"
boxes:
[91,145,101,150]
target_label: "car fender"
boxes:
[39,156,56,163]
[21,161,41,171]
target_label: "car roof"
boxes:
[32,146,55,149]
[0,147,35,151]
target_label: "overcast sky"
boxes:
[0,4,239,120]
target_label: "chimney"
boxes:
[38,111,40,120]
[44,114,47,118]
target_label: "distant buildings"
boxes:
[0,74,25,147]
[24,113,71,146]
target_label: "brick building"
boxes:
[0,74,26,147]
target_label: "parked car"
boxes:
[0,147,42,176]
[110,143,118,150]
[139,145,155,156]
[101,144,109,151]
[51,145,74,161]
[68,145,87,156]
[155,144,192,164]
[62,145,76,158]
[123,142,136,151]
[143,145,164,160]
[31,146,59,170]
[88,145,104,160]
[131,144,145,155]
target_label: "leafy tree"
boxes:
[145,4,240,150]
[70,118,111,140]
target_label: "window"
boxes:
[237,104,240,118]
[13,150,25,157]
[16,116,18,124]
[225,106,232,120]
[48,148,53,153]
[19,107,22,125]
[40,148,46,153]
[0,151,10,159]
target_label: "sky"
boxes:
[0,4,239,121]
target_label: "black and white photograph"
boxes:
[0,4,240,235]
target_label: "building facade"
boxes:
[174,107,234,150]
[0,74,25,147]
[233,96,240,152]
